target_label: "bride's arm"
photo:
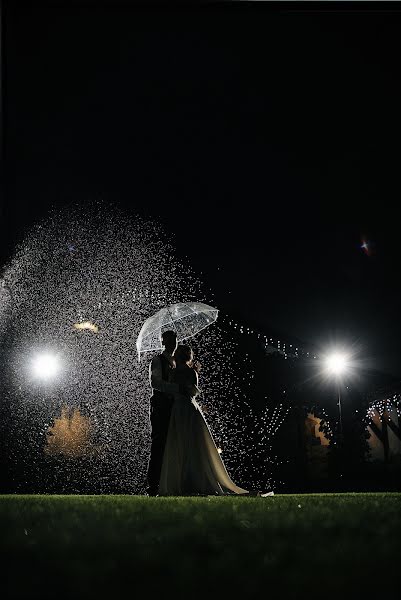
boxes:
[191,369,201,397]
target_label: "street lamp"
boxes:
[323,352,350,434]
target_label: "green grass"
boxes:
[2,493,401,598]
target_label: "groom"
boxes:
[147,330,197,496]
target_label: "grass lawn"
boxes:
[1,493,401,598]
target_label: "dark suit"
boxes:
[147,353,175,494]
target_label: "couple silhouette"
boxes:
[146,330,274,497]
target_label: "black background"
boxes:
[2,1,401,376]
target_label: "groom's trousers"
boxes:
[147,394,173,494]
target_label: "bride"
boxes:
[158,344,274,497]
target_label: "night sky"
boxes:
[3,2,401,377]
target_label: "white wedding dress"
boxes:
[158,365,273,496]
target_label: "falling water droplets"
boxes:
[0,201,284,493]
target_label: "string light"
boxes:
[366,393,401,422]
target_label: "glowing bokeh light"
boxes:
[73,321,99,333]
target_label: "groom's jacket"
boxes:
[149,352,178,403]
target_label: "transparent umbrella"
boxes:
[136,302,218,360]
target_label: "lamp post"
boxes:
[337,383,343,435]
[324,352,349,435]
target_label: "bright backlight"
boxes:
[325,353,348,376]
[31,353,60,379]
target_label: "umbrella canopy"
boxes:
[136,302,218,358]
